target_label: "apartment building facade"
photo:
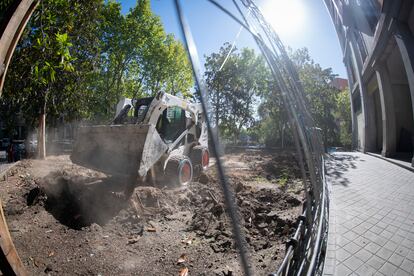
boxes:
[324,0,414,165]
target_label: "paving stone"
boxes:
[337,235,351,247]
[390,234,404,244]
[386,225,398,233]
[367,253,386,271]
[380,229,393,239]
[354,248,373,262]
[365,230,379,243]
[376,221,388,229]
[400,258,414,273]
[383,240,398,252]
[371,225,384,235]
[323,264,334,275]
[366,242,382,254]
[404,234,414,242]
[395,245,410,257]
[406,250,414,261]
[388,253,404,267]
[343,255,364,271]
[335,263,352,276]
[372,235,388,246]
[323,153,414,276]
[378,262,398,275]
[397,229,408,237]
[393,268,410,276]
[326,249,335,259]
[355,264,376,276]
[336,248,352,262]
[376,246,393,260]
[343,241,362,255]
[354,236,370,247]
[344,230,360,241]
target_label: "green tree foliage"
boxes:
[2,0,103,157]
[86,0,193,120]
[290,48,342,148]
[1,0,193,157]
[256,87,291,147]
[207,46,351,149]
[336,88,352,147]
[204,43,270,142]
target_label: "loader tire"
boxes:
[190,146,210,176]
[164,155,193,186]
[190,146,210,171]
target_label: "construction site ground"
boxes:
[0,149,304,275]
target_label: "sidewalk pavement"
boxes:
[323,152,414,276]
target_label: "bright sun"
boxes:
[262,0,306,38]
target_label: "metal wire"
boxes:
[174,1,328,275]
[173,1,252,275]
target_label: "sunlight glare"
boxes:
[262,0,306,39]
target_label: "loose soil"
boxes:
[0,149,303,275]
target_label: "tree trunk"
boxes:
[215,93,220,142]
[38,96,47,159]
[38,112,46,159]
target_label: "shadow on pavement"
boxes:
[325,153,360,187]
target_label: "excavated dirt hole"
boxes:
[2,150,304,275]
[28,172,131,229]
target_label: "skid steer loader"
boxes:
[70,92,209,188]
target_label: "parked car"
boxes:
[0,150,6,162]
[1,138,10,151]
[11,140,26,161]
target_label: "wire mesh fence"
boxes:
[174,1,329,275]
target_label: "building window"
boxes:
[361,0,382,31]
[355,32,367,62]
[342,0,381,35]
[352,91,362,113]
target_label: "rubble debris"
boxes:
[198,173,209,184]
[179,267,189,276]
[181,237,192,245]
[127,237,140,245]
[44,264,53,273]
[177,254,187,264]
[222,269,233,276]
[1,150,303,275]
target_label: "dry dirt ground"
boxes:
[0,149,304,275]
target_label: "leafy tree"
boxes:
[87,0,193,120]
[1,0,193,159]
[256,87,291,147]
[2,0,103,158]
[205,43,270,142]
[290,48,341,148]
[336,88,352,147]
[204,43,233,136]
[242,47,349,149]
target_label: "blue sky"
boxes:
[119,0,347,78]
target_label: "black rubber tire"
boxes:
[190,146,209,170]
[164,155,193,186]
[190,146,209,179]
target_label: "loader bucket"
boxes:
[71,124,168,177]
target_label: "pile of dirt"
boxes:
[189,179,302,254]
[0,150,304,275]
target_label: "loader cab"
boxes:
[134,97,154,123]
[156,106,187,144]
